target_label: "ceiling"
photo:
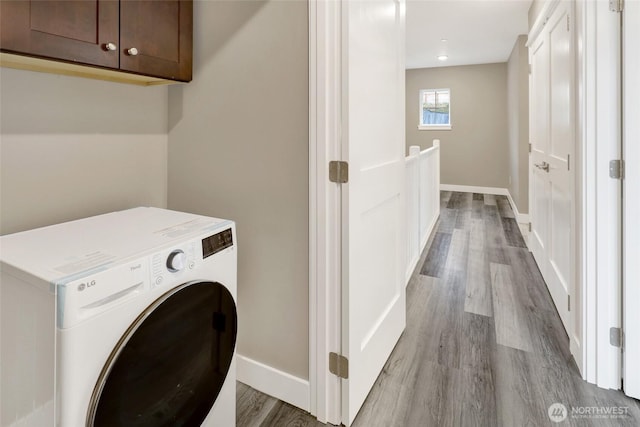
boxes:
[406,0,532,69]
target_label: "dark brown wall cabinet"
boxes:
[0,0,192,82]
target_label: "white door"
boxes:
[623,0,640,400]
[529,2,574,334]
[341,0,406,425]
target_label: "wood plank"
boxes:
[236,383,278,427]
[490,263,533,352]
[502,217,527,248]
[465,219,493,317]
[447,191,472,210]
[257,401,324,427]
[483,194,497,206]
[483,205,509,264]
[471,199,484,220]
[455,208,471,230]
[440,190,452,207]
[420,232,452,277]
[496,195,515,218]
[444,228,469,275]
[437,208,457,234]
[460,312,494,372]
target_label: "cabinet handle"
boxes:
[126,47,139,56]
[104,43,117,51]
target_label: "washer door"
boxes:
[87,281,237,427]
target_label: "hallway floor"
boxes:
[237,191,640,426]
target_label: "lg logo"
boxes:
[78,280,97,292]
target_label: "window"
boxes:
[419,88,451,130]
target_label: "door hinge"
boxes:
[609,0,624,12]
[528,222,532,232]
[329,161,349,183]
[528,64,532,75]
[610,327,624,350]
[567,154,570,171]
[529,143,532,153]
[566,15,570,31]
[609,160,624,179]
[329,352,349,379]
[568,295,570,311]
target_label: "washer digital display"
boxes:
[202,229,233,259]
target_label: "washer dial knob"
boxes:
[166,250,186,272]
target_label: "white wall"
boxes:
[167,0,310,381]
[0,68,168,235]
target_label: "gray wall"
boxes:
[0,68,168,235]
[507,35,530,214]
[167,1,309,379]
[406,63,509,189]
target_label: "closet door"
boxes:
[529,1,574,334]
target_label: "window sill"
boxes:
[418,125,451,131]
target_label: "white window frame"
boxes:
[418,88,451,131]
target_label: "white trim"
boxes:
[237,355,310,412]
[439,184,530,224]
[593,0,622,390]
[575,0,593,381]
[622,0,640,399]
[506,192,530,224]
[528,0,561,47]
[310,0,343,424]
[418,126,451,131]
[440,183,509,196]
[308,0,318,417]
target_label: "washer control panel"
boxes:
[151,241,196,288]
[166,250,187,272]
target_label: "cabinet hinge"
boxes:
[329,161,349,183]
[609,0,624,12]
[329,352,349,379]
[566,15,570,31]
[609,160,624,179]
[610,327,624,350]
[568,295,570,311]
[567,154,570,171]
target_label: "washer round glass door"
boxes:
[87,281,237,427]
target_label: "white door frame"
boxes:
[622,0,640,399]
[575,0,623,388]
[309,0,343,423]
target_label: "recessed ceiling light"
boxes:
[437,55,448,61]
[441,38,448,42]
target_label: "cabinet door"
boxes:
[0,0,119,68]
[120,0,192,82]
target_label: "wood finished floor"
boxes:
[237,191,640,427]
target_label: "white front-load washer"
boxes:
[0,207,237,427]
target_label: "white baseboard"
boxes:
[421,213,439,253]
[440,183,509,196]
[440,184,530,223]
[236,354,310,412]
[505,192,530,224]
